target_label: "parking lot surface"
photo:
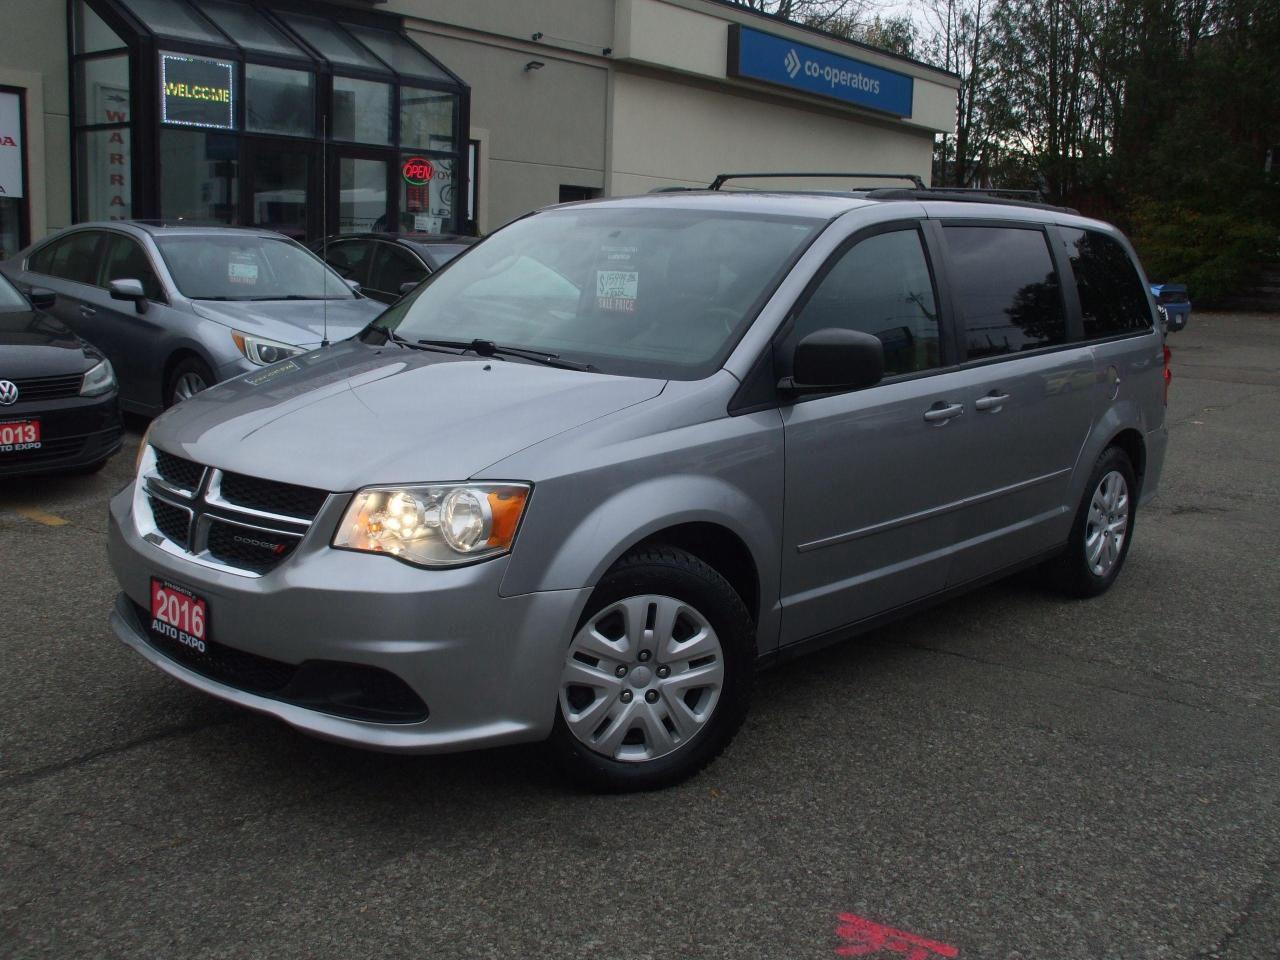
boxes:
[2,313,1278,959]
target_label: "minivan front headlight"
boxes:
[333,483,531,567]
[80,359,116,397]
[232,330,306,366]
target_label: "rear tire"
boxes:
[548,545,755,792]
[165,356,214,407]
[1045,446,1138,598]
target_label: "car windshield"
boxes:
[0,271,30,311]
[374,206,824,379]
[156,235,355,301]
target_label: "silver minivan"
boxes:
[106,186,1169,791]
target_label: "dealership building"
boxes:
[0,0,958,256]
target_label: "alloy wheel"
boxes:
[1085,470,1129,576]
[559,594,725,762]
[173,372,208,402]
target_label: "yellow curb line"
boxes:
[14,507,70,527]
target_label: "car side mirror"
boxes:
[27,287,56,311]
[108,278,148,314]
[399,281,419,297]
[344,278,362,294]
[780,328,885,395]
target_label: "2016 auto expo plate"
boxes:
[0,419,41,453]
[149,577,209,653]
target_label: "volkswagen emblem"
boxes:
[0,380,18,406]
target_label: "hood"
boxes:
[190,296,386,347]
[150,340,666,491]
[0,309,101,378]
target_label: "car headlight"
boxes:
[80,359,116,397]
[232,330,306,366]
[332,483,531,567]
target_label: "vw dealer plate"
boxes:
[149,577,209,653]
[0,419,40,453]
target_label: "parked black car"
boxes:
[308,233,479,304]
[0,276,122,478]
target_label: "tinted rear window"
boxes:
[944,226,1066,360]
[1062,228,1152,338]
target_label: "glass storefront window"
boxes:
[203,0,306,58]
[73,0,125,54]
[342,24,452,81]
[75,55,130,125]
[248,150,308,239]
[77,128,132,222]
[160,129,238,224]
[339,159,388,234]
[246,64,313,137]
[333,77,391,145]
[118,0,225,44]
[281,14,389,73]
[401,156,454,235]
[0,199,22,262]
[400,89,455,152]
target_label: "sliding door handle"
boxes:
[923,402,964,424]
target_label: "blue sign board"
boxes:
[727,25,914,119]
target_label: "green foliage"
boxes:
[1130,200,1277,302]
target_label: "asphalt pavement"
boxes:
[1,313,1278,959]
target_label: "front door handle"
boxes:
[975,392,1011,412]
[79,305,96,317]
[923,402,964,424]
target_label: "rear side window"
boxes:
[369,243,427,295]
[101,235,164,301]
[943,226,1066,360]
[325,239,373,283]
[37,231,104,286]
[793,228,941,376]
[1061,228,1152,338]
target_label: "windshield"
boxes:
[0,271,30,311]
[156,235,355,301]
[375,206,824,379]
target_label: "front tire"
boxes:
[548,546,755,792]
[165,356,215,407]
[1047,446,1138,598]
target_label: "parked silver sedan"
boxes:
[0,223,386,413]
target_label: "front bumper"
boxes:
[107,483,591,753]
[0,392,122,477]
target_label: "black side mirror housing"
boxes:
[27,287,56,311]
[108,278,148,314]
[399,281,419,296]
[781,328,885,395]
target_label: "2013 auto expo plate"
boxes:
[149,577,209,653]
[0,419,40,453]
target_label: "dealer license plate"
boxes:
[0,419,41,452]
[149,578,209,653]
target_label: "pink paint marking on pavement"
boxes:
[835,912,960,959]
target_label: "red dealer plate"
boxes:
[0,419,40,452]
[150,578,209,653]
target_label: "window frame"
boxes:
[771,218,957,400]
[1048,223,1156,345]
[34,229,109,287]
[931,217,1079,368]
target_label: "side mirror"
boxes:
[108,278,148,314]
[27,287,56,311]
[781,328,885,395]
[344,278,362,294]
[399,281,419,297]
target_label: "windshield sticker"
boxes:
[596,269,639,313]
[228,257,259,285]
[243,359,300,386]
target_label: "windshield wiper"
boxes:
[416,338,594,372]
[378,328,463,354]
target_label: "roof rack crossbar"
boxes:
[710,171,927,191]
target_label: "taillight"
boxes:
[1163,345,1172,406]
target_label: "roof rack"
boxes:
[863,188,1078,214]
[709,171,927,191]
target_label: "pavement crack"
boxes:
[1194,859,1279,959]
[0,718,237,792]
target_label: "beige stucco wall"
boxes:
[608,69,938,197]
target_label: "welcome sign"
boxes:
[161,53,234,129]
[727,25,914,119]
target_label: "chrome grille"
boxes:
[136,446,330,577]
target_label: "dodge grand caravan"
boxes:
[107,182,1169,791]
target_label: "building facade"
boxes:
[0,0,958,253]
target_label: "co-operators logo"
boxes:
[784,48,802,78]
